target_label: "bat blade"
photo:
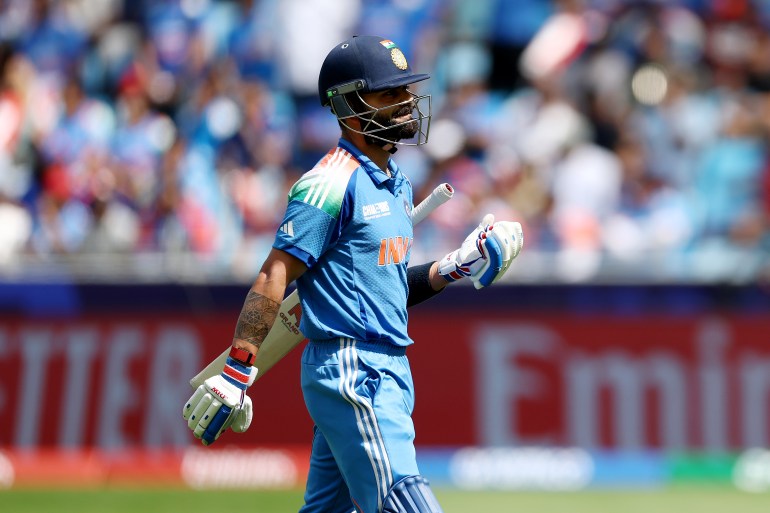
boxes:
[189,289,303,389]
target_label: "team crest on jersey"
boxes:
[403,197,411,218]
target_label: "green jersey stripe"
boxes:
[288,147,359,219]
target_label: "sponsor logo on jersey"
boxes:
[363,201,391,220]
[378,236,412,266]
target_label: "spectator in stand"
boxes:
[0,0,769,282]
[13,0,88,79]
[0,43,30,204]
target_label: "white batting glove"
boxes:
[438,214,495,282]
[472,219,524,288]
[182,357,257,446]
[439,214,524,289]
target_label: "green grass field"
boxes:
[1,486,767,513]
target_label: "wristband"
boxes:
[222,357,254,389]
[229,346,256,366]
[407,262,444,307]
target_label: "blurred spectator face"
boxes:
[62,78,82,115]
[118,67,150,123]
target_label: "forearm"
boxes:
[232,248,305,356]
[232,279,282,354]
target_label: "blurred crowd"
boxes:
[1,0,770,282]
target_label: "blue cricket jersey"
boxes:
[273,138,414,346]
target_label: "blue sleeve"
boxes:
[273,172,357,268]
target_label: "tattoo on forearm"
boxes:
[234,291,280,349]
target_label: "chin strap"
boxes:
[364,134,399,154]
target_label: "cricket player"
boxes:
[184,35,523,513]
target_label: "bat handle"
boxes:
[412,182,454,226]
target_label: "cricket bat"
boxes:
[189,182,454,389]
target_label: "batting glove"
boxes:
[479,220,524,287]
[182,356,257,446]
[439,214,524,289]
[438,214,495,282]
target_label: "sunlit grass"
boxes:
[1,485,767,513]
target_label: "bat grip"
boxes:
[412,182,454,225]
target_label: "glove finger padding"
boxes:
[184,373,246,446]
[202,395,252,444]
[189,397,215,433]
[493,221,524,282]
[469,221,524,289]
[184,387,212,429]
[194,398,225,438]
[201,401,236,446]
[183,386,206,420]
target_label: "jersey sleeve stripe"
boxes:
[317,157,348,208]
[304,147,341,203]
[301,175,322,203]
[288,147,359,219]
[307,148,344,205]
[310,149,348,207]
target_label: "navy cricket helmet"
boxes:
[318,35,432,147]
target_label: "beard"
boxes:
[368,103,419,143]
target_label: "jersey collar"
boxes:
[338,138,405,192]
